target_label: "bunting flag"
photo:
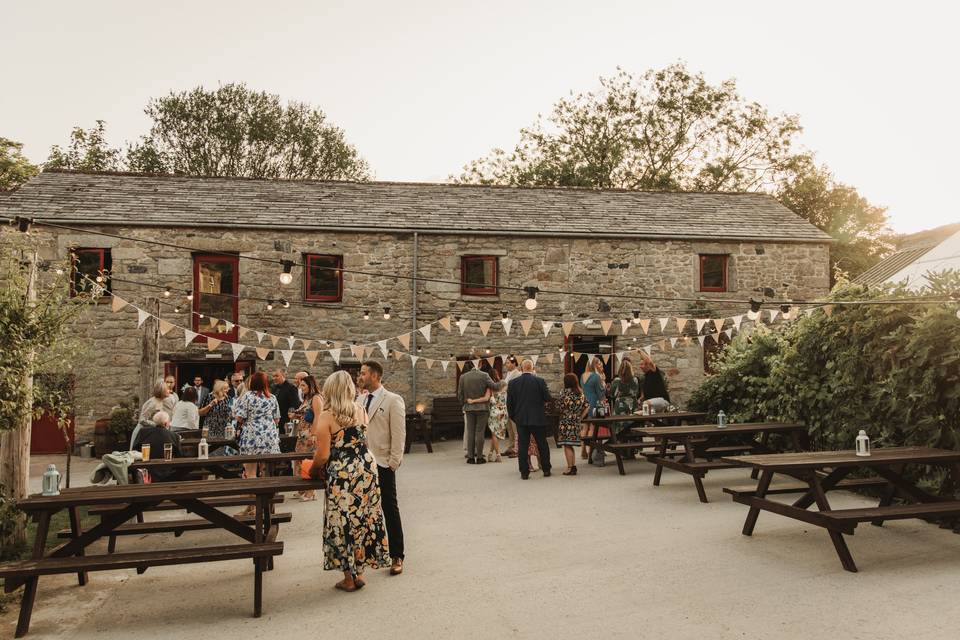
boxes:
[620,319,631,335]
[675,318,688,334]
[398,333,411,349]
[697,335,706,347]
[529,355,539,366]
[542,321,553,337]
[639,318,651,335]
[695,318,707,333]
[457,318,471,335]
[409,355,419,367]
[224,320,235,332]
[571,351,583,363]
[439,316,452,332]
[207,337,222,351]
[600,353,610,364]
[713,318,725,332]
[562,321,574,337]
[724,328,733,339]
[644,345,653,355]
[329,348,341,364]
[501,318,513,335]
[269,335,280,348]
[419,324,432,342]
[208,316,219,330]
[111,295,128,313]
[425,358,435,369]
[184,329,199,346]
[732,315,744,330]
[305,350,319,366]
[255,331,266,343]
[238,326,249,340]
[440,360,450,372]
[137,308,150,328]
[520,318,534,336]
[559,350,567,361]
[284,336,295,349]
[159,319,174,336]
[543,353,554,364]
[478,320,493,336]
[824,305,835,317]
[393,349,404,361]
[377,340,389,359]
[600,319,614,336]
[486,356,496,366]
[768,309,780,323]
[255,347,271,360]
[456,360,466,372]
[804,308,816,317]
[280,349,294,366]
[659,317,670,332]
[231,342,245,361]
[350,344,365,360]
[669,337,678,348]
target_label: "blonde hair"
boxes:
[592,357,606,379]
[212,379,228,398]
[152,377,167,400]
[322,370,360,428]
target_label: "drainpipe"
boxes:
[411,232,419,407]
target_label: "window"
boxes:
[193,254,238,340]
[461,256,498,295]
[70,248,111,297]
[699,254,728,292]
[304,254,343,302]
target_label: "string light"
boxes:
[266,300,274,311]
[186,291,194,301]
[501,310,509,319]
[174,306,181,313]
[383,306,391,320]
[281,299,290,309]
[163,287,171,297]
[524,286,539,311]
[363,310,370,320]
[780,301,793,320]
[632,309,641,324]
[279,260,294,285]
[747,298,762,320]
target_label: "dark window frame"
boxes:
[699,254,728,293]
[70,247,112,298]
[460,255,498,296]
[192,253,239,342]
[303,254,344,302]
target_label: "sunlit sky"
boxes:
[4,0,957,234]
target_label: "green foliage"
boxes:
[0,138,39,191]
[0,483,24,561]
[107,396,139,441]
[689,274,960,490]
[45,120,123,172]
[126,83,371,180]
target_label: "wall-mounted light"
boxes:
[383,306,391,320]
[524,286,539,311]
[279,259,294,285]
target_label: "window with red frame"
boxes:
[193,254,238,340]
[461,256,498,295]
[70,248,112,297]
[699,254,728,292]
[304,254,343,302]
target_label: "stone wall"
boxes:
[25,226,830,436]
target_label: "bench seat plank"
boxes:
[56,513,292,539]
[822,501,960,522]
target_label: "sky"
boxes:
[3,0,957,234]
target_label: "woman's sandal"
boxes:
[563,466,578,476]
[354,575,366,589]
[335,579,358,592]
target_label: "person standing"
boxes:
[638,354,671,411]
[163,374,180,412]
[581,357,608,463]
[227,372,246,399]
[457,361,501,465]
[170,386,201,431]
[294,375,323,501]
[294,371,309,403]
[486,368,508,462]
[557,374,589,475]
[190,376,210,407]
[309,370,390,592]
[233,371,281,513]
[357,361,406,576]
[272,368,300,426]
[502,356,521,457]
[506,359,553,480]
[199,379,233,438]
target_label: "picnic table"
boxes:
[178,434,298,454]
[580,411,710,474]
[722,447,960,572]
[632,422,807,502]
[130,451,313,480]
[0,476,324,637]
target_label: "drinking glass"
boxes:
[163,443,173,461]
[141,444,151,461]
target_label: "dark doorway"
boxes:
[565,335,616,380]
[165,360,254,394]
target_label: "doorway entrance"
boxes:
[164,359,255,395]
[566,335,617,380]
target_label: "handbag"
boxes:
[298,458,315,480]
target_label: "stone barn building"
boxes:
[2,170,831,437]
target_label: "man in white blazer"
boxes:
[358,360,406,575]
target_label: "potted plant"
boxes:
[94,397,138,455]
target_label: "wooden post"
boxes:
[139,297,160,405]
[0,249,38,546]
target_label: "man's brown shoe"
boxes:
[390,558,404,575]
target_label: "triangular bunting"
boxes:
[285,336,296,349]
[137,308,150,328]
[732,315,744,330]
[600,319,614,336]
[377,340,389,359]
[824,305,835,317]
[350,344,365,360]
[457,319,471,335]
[620,319,631,335]
[439,316,452,332]
[255,331,265,343]
[207,337,222,351]
[724,328,733,339]
[695,318,707,333]
[231,342,245,361]
[768,309,780,323]
[600,353,610,364]
[425,358,435,369]
[713,318,725,332]
[501,318,513,335]
[419,324,432,342]
[639,318,651,335]
[804,308,816,317]
[329,348,342,364]
[111,295,128,312]
[159,319,174,336]
[440,360,450,372]
[305,350,319,366]
[562,321,574,337]
[486,357,496,366]
[478,321,493,336]
[529,355,539,366]
[393,350,404,361]
[471,359,481,369]
[676,318,688,334]
[184,329,199,346]
[520,318,534,336]
[269,335,280,347]
[208,316,219,329]
[644,345,653,355]
[398,333,411,349]
[280,349,294,366]
[697,335,706,347]
[542,321,553,337]
[659,318,670,332]
[238,326,249,340]
[669,337,678,348]
[224,320,235,332]
[456,360,466,372]
[543,353,554,365]
[256,347,272,360]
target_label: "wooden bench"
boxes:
[602,441,663,475]
[404,412,433,453]
[821,501,960,524]
[723,477,889,499]
[430,396,464,440]
[88,495,285,516]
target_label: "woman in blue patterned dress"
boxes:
[198,379,233,438]
[233,370,280,487]
[309,370,390,592]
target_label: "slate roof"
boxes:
[1,169,832,243]
[855,223,960,285]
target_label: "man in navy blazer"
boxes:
[506,359,553,479]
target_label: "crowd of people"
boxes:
[457,352,671,477]
[132,363,407,592]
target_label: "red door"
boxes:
[30,412,75,454]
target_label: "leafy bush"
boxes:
[689,274,960,491]
[107,397,139,442]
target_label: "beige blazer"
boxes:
[365,386,406,471]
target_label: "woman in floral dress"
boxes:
[610,359,641,436]
[233,371,280,498]
[486,368,508,462]
[557,373,589,475]
[309,370,390,592]
[198,379,233,438]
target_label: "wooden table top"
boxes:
[630,422,805,437]
[582,411,708,424]
[17,477,325,511]
[179,435,297,447]
[722,446,960,470]
[130,451,313,469]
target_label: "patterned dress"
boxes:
[233,392,280,455]
[487,386,508,440]
[557,389,588,446]
[323,425,391,574]
[204,396,234,439]
[611,376,640,416]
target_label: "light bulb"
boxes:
[186,291,194,301]
[281,299,290,309]
[279,272,293,285]
[525,297,538,311]
[747,309,759,321]
[55,267,64,275]
[363,310,370,320]
[163,288,171,297]
[266,300,274,311]
[383,306,391,320]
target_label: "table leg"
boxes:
[742,470,774,536]
[793,467,851,509]
[751,433,771,480]
[808,472,858,573]
[67,507,88,586]
[653,439,668,486]
[870,464,903,527]
[16,511,51,638]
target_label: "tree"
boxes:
[455,64,802,192]
[776,155,893,282]
[126,83,371,180]
[0,230,94,550]
[45,120,123,172]
[0,138,39,191]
